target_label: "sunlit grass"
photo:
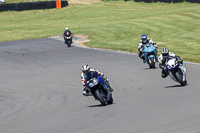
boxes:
[0,1,199,63]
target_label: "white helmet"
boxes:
[161,47,169,57]
[65,27,69,30]
[82,64,90,73]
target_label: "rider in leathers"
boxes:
[81,64,113,96]
[158,47,185,78]
[63,27,73,43]
[138,35,158,63]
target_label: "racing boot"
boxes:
[140,53,145,63]
[142,56,146,63]
[138,52,142,59]
[143,58,146,63]
[161,69,168,78]
[82,87,92,96]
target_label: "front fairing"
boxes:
[166,57,181,82]
[166,57,179,70]
[85,71,103,88]
[143,43,157,62]
[143,43,156,53]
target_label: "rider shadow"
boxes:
[87,103,115,108]
[142,67,159,70]
[87,104,105,108]
[164,84,189,88]
[65,45,74,48]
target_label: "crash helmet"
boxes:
[141,35,147,43]
[161,47,169,57]
[65,27,69,31]
[82,64,90,74]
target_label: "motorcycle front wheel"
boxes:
[175,69,187,86]
[94,89,107,106]
[149,57,155,68]
[107,94,113,104]
[67,40,72,47]
[65,40,71,47]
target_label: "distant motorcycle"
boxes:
[64,31,72,47]
[143,43,157,68]
[84,71,113,106]
[166,57,187,86]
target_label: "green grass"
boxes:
[0,1,200,63]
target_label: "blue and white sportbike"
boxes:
[166,57,187,86]
[143,43,157,68]
[85,71,113,106]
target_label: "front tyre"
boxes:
[149,57,155,68]
[67,40,71,47]
[175,69,186,86]
[94,89,107,106]
[107,94,113,104]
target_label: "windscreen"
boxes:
[145,43,150,47]
[166,56,174,62]
[85,71,98,82]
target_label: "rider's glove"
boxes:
[177,56,183,63]
[99,74,104,78]
[159,64,166,70]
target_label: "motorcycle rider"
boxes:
[63,27,73,43]
[138,35,158,63]
[158,47,184,78]
[81,64,113,96]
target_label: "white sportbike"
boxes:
[166,57,187,86]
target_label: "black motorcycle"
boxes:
[64,32,72,47]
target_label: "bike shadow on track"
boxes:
[164,84,189,88]
[65,45,75,48]
[87,103,115,108]
[142,67,159,70]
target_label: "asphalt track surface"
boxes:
[0,37,200,133]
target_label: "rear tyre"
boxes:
[94,89,107,106]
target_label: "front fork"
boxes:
[100,80,110,93]
[179,64,187,81]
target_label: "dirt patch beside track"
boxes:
[49,34,89,47]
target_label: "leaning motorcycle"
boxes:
[143,43,157,68]
[84,71,113,106]
[166,57,187,86]
[64,32,72,47]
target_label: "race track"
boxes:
[0,37,200,133]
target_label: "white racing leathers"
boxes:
[138,39,158,51]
